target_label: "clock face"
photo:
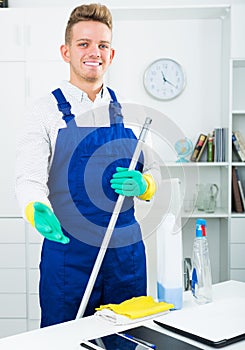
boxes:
[143,58,186,100]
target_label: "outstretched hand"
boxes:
[33,202,70,244]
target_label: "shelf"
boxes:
[232,162,245,167]
[162,162,229,167]
[232,110,245,115]
[182,207,228,219]
[231,213,245,218]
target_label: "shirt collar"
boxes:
[60,80,109,103]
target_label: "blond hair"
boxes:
[65,3,113,45]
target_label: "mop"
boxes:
[75,117,152,319]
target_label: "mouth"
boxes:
[83,61,102,67]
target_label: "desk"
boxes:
[0,280,244,350]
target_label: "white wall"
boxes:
[109,18,222,142]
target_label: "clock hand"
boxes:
[165,79,177,88]
[161,71,177,88]
[161,71,167,82]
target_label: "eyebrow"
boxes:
[76,38,111,44]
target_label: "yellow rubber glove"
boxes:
[25,202,70,244]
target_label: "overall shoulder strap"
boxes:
[107,87,118,102]
[107,87,123,125]
[52,88,75,123]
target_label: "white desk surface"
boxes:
[0,280,244,350]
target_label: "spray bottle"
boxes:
[191,218,212,304]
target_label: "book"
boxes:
[214,128,220,162]
[0,0,8,8]
[190,134,208,162]
[235,167,245,210]
[232,132,245,162]
[234,131,245,158]
[207,133,214,162]
[232,167,244,213]
[222,127,228,162]
[214,127,227,162]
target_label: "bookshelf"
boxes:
[163,58,245,284]
[229,59,245,283]
[231,59,245,216]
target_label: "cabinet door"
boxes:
[0,218,25,269]
[0,9,25,61]
[24,8,69,61]
[0,270,26,293]
[230,219,245,280]
[0,62,25,216]
[230,218,245,243]
[0,294,26,318]
[26,61,69,104]
[0,218,25,243]
[0,319,27,338]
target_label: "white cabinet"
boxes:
[229,59,245,282]
[0,9,68,337]
[0,8,69,62]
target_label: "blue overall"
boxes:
[39,88,147,327]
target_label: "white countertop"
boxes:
[0,280,244,350]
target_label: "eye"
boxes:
[99,44,110,50]
[78,42,88,48]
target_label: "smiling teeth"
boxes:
[84,62,100,66]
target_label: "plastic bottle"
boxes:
[157,213,183,310]
[191,218,212,304]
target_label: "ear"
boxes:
[60,44,71,63]
[110,48,115,64]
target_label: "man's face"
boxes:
[61,20,115,85]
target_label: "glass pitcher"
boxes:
[205,184,219,213]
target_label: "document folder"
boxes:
[153,298,245,348]
[124,326,203,350]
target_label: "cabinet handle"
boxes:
[14,24,22,46]
[24,25,31,47]
[25,77,30,99]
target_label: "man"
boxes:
[15,3,157,327]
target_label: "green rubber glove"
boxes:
[110,167,147,197]
[33,202,70,244]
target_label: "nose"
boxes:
[88,44,101,58]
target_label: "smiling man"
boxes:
[61,16,115,99]
[15,3,157,327]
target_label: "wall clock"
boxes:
[143,58,186,100]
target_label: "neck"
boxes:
[69,77,103,102]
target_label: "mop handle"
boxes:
[75,117,152,320]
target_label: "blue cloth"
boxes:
[39,88,147,327]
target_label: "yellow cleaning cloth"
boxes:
[95,296,174,319]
